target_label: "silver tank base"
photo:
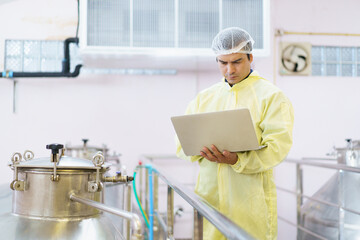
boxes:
[0,183,12,215]
[0,213,124,240]
[299,172,360,239]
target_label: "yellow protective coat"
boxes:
[176,71,294,240]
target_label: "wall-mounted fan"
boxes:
[279,42,312,75]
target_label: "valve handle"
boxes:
[82,139,89,145]
[46,144,64,155]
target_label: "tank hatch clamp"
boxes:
[10,150,34,191]
[88,152,105,193]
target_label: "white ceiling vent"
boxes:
[79,0,269,70]
[80,0,268,55]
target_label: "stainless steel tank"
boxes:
[0,144,141,240]
[299,139,360,239]
[0,183,12,215]
[333,139,360,166]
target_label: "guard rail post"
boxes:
[194,208,203,240]
[338,169,345,240]
[167,186,174,239]
[296,163,304,237]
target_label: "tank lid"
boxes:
[10,156,109,170]
[65,139,109,152]
[335,146,360,151]
[335,139,360,151]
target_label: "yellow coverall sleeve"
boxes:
[231,92,294,174]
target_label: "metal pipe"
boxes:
[138,157,255,240]
[63,38,77,73]
[69,194,142,240]
[167,186,174,239]
[103,175,134,183]
[194,209,203,240]
[282,30,360,37]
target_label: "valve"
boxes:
[46,143,64,162]
[345,139,353,149]
[82,139,89,147]
[103,171,134,183]
[46,143,63,181]
[46,143,64,154]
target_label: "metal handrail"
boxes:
[301,157,337,161]
[286,158,360,173]
[277,186,360,216]
[139,156,255,240]
[278,158,360,240]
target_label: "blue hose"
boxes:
[133,165,155,240]
[147,164,154,240]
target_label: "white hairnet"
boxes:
[211,27,254,56]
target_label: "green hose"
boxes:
[133,170,150,228]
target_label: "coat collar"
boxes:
[222,70,261,91]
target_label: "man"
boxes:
[176,27,294,240]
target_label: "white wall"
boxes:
[272,0,360,239]
[0,0,211,179]
[1,0,360,239]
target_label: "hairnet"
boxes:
[211,27,254,56]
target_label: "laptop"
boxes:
[171,108,265,156]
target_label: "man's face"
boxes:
[216,52,253,86]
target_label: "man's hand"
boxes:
[200,145,238,165]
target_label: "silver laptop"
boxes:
[171,108,265,156]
